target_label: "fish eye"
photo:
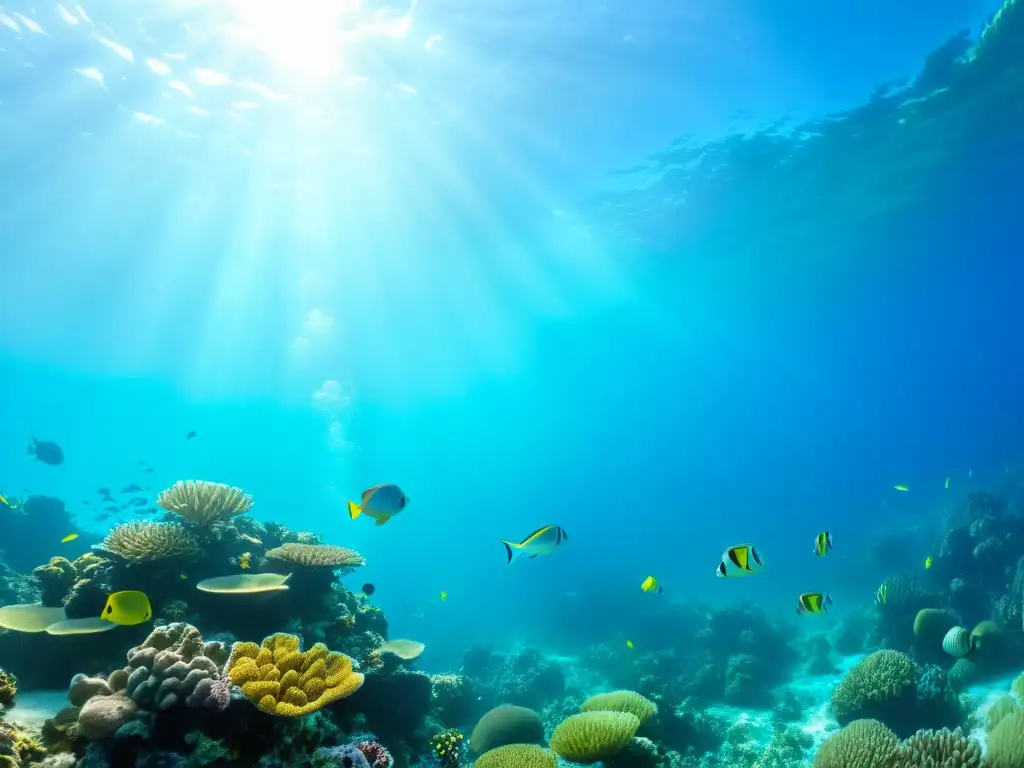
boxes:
[106,605,113,614]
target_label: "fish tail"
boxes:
[347,500,362,520]
[825,593,834,607]
[501,539,525,564]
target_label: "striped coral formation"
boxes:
[98,521,201,564]
[157,480,253,528]
[225,632,364,717]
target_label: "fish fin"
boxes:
[347,501,362,520]
[282,574,293,586]
[519,525,556,546]
[375,515,391,526]
[501,539,527,564]
[825,593,834,607]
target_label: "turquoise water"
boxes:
[2,1,1024,766]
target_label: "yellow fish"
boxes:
[0,493,8,507]
[813,531,833,557]
[945,477,950,489]
[894,485,910,492]
[440,591,448,602]
[925,556,933,569]
[101,591,152,626]
[239,552,251,570]
[348,483,410,526]
[501,525,568,564]
[625,640,634,649]
[640,576,663,595]
[61,533,79,543]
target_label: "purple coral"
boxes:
[186,676,232,712]
[314,744,370,768]
[357,741,393,768]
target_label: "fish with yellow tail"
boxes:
[797,592,834,615]
[500,525,568,564]
[348,483,410,526]
[813,531,833,557]
[101,590,152,626]
[640,576,663,595]
[716,544,764,578]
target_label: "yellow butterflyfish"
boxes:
[640,576,663,595]
[101,591,152,626]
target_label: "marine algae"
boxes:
[226,632,363,717]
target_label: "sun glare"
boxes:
[224,0,355,77]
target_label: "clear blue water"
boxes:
[1,0,1021,680]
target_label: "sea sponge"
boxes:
[902,727,983,767]
[829,650,917,729]
[76,694,137,739]
[987,707,1024,768]
[265,543,366,571]
[470,705,545,754]
[913,609,958,644]
[98,521,201,563]
[811,719,902,768]
[580,690,658,726]
[548,711,639,764]
[473,744,557,768]
[157,480,253,528]
[226,632,364,716]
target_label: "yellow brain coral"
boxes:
[265,543,366,571]
[548,711,639,764]
[580,690,658,726]
[99,522,201,564]
[157,480,253,528]
[811,719,902,768]
[473,744,557,768]
[226,632,364,716]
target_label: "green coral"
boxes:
[812,719,902,768]
[580,690,657,726]
[548,711,639,764]
[31,557,76,606]
[988,707,1024,768]
[0,668,16,709]
[829,650,917,729]
[473,744,557,768]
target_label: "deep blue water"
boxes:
[0,0,1020,674]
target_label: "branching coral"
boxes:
[902,727,984,767]
[812,719,902,768]
[548,711,640,764]
[0,668,16,710]
[265,543,366,571]
[226,632,363,716]
[98,521,201,564]
[157,480,253,528]
[830,650,917,731]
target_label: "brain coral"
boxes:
[548,711,639,764]
[987,707,1024,768]
[98,521,201,564]
[580,690,657,726]
[812,719,903,768]
[830,650,917,731]
[470,705,545,754]
[226,632,363,716]
[473,744,557,768]
[157,480,253,528]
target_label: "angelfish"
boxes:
[500,525,568,564]
[348,483,410,526]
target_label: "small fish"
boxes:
[440,591,448,601]
[501,525,569,564]
[141,507,158,515]
[239,534,262,545]
[81,499,91,505]
[104,505,119,513]
[942,626,974,658]
[28,437,64,466]
[925,556,933,569]
[894,484,910,492]
[945,477,950,489]
[625,640,634,649]
[0,493,8,507]
[239,552,251,570]
[876,582,888,604]
[361,583,376,596]
[60,533,79,543]
[121,484,143,494]
[180,574,189,580]
[640,576,663,595]
[96,487,111,495]
[348,483,410,526]
[797,592,834,615]
[186,430,197,440]
[101,591,152,626]
[144,467,155,474]
[716,544,764,578]
[129,497,148,507]
[814,531,833,557]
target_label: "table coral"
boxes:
[226,632,364,716]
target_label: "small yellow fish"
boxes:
[925,556,933,569]
[101,590,152,626]
[180,574,188,580]
[894,484,910,492]
[945,477,950,489]
[0,493,8,507]
[440,591,448,602]
[625,640,634,649]
[640,576,663,595]
[61,533,79,543]
[239,552,251,570]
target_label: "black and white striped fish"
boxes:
[942,626,975,658]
